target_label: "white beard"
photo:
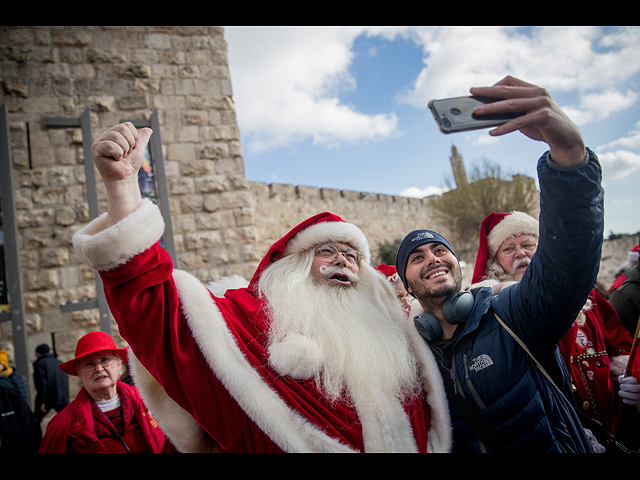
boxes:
[257,251,422,452]
[257,250,421,405]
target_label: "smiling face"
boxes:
[77,350,122,401]
[404,242,462,307]
[310,242,361,288]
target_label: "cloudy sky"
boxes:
[224,26,640,237]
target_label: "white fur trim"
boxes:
[401,317,452,452]
[610,355,629,378]
[487,211,539,257]
[128,351,220,453]
[206,275,249,298]
[72,199,165,271]
[268,334,323,380]
[283,221,371,263]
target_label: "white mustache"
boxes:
[319,265,360,282]
[511,256,531,273]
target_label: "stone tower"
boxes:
[0,26,258,401]
[449,144,468,188]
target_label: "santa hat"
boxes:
[248,212,370,290]
[472,211,539,284]
[375,264,400,283]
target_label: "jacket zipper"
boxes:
[463,354,487,410]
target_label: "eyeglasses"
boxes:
[497,242,537,257]
[79,356,118,373]
[315,243,361,265]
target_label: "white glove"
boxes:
[618,375,640,406]
[584,429,606,453]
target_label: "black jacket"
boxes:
[33,352,69,408]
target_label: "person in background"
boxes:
[609,244,639,295]
[39,331,174,453]
[33,344,69,423]
[375,264,412,315]
[0,349,27,403]
[608,260,640,452]
[0,370,41,452]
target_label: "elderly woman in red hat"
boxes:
[39,331,174,453]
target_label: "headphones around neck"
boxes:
[413,291,475,342]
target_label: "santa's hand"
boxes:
[91,122,153,184]
[618,375,640,406]
[91,123,153,226]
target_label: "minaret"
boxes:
[449,144,468,188]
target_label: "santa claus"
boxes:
[72,122,451,453]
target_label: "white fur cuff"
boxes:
[72,198,165,271]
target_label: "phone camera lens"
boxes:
[441,114,452,128]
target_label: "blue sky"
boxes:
[224,26,640,237]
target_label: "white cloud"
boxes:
[399,185,450,198]
[597,120,640,150]
[597,150,640,182]
[596,121,640,182]
[397,26,640,107]
[224,25,640,162]
[224,26,401,154]
[561,89,638,126]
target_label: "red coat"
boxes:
[73,202,452,453]
[557,290,639,434]
[38,381,170,453]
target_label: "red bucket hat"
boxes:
[59,331,128,376]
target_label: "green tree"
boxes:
[428,159,539,255]
[377,238,403,266]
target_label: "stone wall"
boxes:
[249,180,638,292]
[0,26,254,401]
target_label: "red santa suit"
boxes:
[72,199,451,453]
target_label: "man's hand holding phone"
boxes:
[430,76,586,167]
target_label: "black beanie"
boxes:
[395,230,457,290]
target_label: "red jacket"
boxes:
[39,381,171,453]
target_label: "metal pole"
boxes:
[0,103,33,406]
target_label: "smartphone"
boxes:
[428,95,525,134]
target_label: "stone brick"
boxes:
[184,230,222,250]
[195,175,228,194]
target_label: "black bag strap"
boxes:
[442,371,509,452]
[494,312,637,453]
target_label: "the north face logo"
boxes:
[469,354,494,372]
[412,232,434,242]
